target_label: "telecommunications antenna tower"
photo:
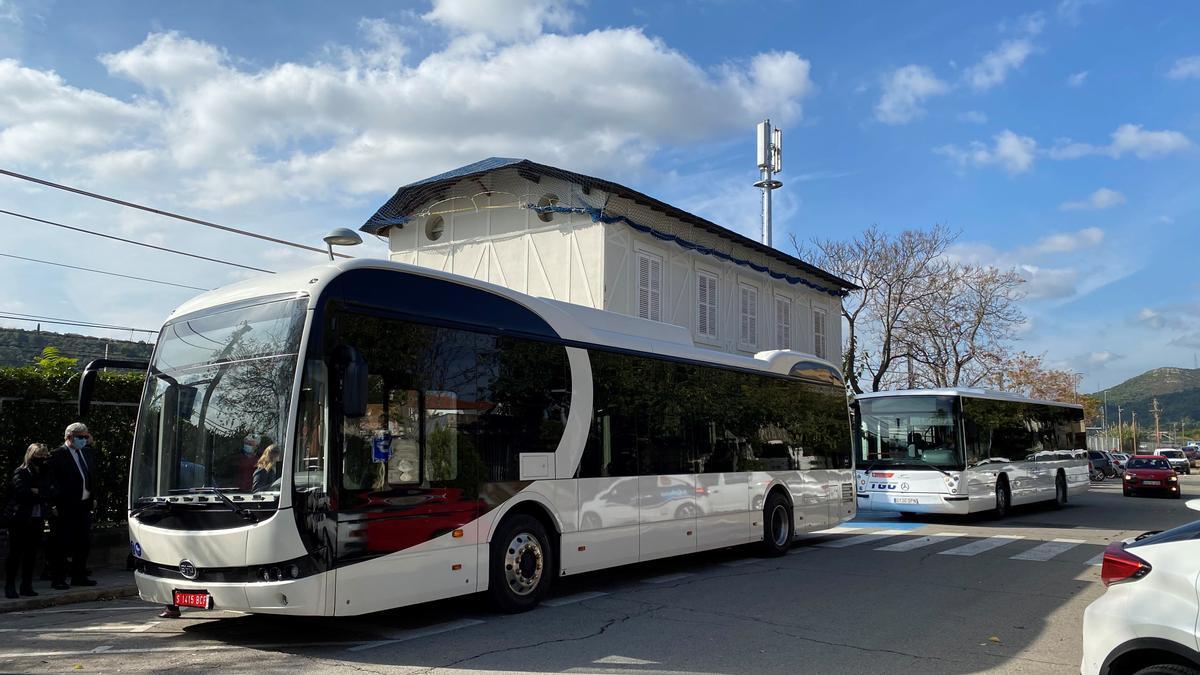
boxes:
[754,119,783,247]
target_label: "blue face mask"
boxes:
[243,444,255,455]
[72,437,87,450]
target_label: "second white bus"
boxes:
[853,389,1089,517]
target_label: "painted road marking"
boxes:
[641,573,694,584]
[1010,538,1086,562]
[1086,553,1104,566]
[346,618,486,653]
[0,640,374,659]
[818,529,909,549]
[938,535,1025,557]
[849,521,925,531]
[875,532,964,552]
[543,591,610,607]
[811,526,860,534]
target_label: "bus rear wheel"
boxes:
[489,514,553,613]
[759,492,793,557]
[993,479,1011,519]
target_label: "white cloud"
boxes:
[1049,123,1192,160]
[1084,351,1121,366]
[935,129,1037,174]
[874,65,950,124]
[1057,0,1097,25]
[1136,307,1187,331]
[964,39,1035,91]
[0,22,814,207]
[1030,227,1104,254]
[424,0,577,41]
[0,0,19,24]
[1059,187,1125,211]
[1167,55,1200,80]
[957,110,987,124]
[1066,70,1088,86]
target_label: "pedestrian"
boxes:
[251,444,280,493]
[5,443,52,598]
[47,423,97,589]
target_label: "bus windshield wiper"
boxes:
[207,487,259,522]
[909,457,954,478]
[130,500,174,518]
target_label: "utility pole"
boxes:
[1102,391,1109,449]
[1151,398,1162,445]
[1132,412,1138,452]
[1117,405,1124,453]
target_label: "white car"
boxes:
[1081,500,1200,675]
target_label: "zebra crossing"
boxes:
[807,525,1101,564]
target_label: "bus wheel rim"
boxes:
[504,533,543,596]
[770,504,790,547]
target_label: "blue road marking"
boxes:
[847,520,926,531]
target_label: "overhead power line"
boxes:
[0,312,158,334]
[0,252,210,291]
[0,167,352,259]
[0,208,275,274]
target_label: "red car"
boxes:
[1122,455,1182,499]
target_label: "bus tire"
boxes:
[759,492,793,557]
[992,478,1011,519]
[1054,472,1067,508]
[488,514,553,613]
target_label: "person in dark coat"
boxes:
[251,444,280,493]
[6,443,51,598]
[47,422,97,589]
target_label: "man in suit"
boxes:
[48,422,97,588]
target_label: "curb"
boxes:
[0,585,139,614]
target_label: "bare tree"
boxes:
[902,264,1025,388]
[798,224,955,394]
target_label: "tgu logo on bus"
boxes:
[870,482,898,490]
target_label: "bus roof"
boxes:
[167,257,843,383]
[855,388,1083,410]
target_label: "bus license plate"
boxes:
[173,590,212,609]
[894,497,919,504]
[1143,480,1161,486]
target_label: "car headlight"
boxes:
[1124,474,1132,480]
[1169,475,1178,482]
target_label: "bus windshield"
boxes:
[130,295,308,505]
[856,395,962,470]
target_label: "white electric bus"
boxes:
[853,389,1089,517]
[83,258,854,616]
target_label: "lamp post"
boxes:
[322,228,363,261]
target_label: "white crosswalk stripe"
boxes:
[817,529,909,549]
[938,535,1025,557]
[874,532,964,552]
[1085,553,1104,566]
[1010,538,1086,561]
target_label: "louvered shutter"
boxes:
[697,272,717,338]
[637,252,662,322]
[776,297,791,349]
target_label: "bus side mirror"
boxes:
[339,346,368,418]
[78,358,150,417]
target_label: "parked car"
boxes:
[1185,448,1200,469]
[1080,499,1200,674]
[1122,456,1182,499]
[1089,450,1117,478]
[1157,449,1192,475]
[1104,451,1125,476]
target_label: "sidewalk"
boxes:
[0,567,138,613]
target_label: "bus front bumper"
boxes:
[134,570,327,616]
[856,491,970,515]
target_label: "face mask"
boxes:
[72,437,87,450]
[243,444,255,455]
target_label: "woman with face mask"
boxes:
[6,443,52,598]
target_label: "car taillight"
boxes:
[1101,543,1152,587]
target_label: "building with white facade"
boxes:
[359,158,854,361]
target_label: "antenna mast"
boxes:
[754,120,783,247]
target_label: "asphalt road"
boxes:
[3,475,1198,675]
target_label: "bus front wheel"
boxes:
[489,514,553,613]
[759,492,793,557]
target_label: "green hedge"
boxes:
[0,367,145,525]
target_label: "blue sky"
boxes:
[0,0,1198,390]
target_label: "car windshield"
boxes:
[1127,458,1169,470]
[856,395,961,469]
[1160,450,1183,458]
[130,295,307,505]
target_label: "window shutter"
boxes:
[775,297,791,349]
[637,252,662,322]
[813,307,827,360]
[739,285,757,346]
[697,272,717,338]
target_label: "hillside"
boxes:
[1092,367,1200,426]
[0,327,153,369]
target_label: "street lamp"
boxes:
[323,228,363,261]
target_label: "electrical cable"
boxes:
[0,313,158,334]
[0,208,275,274]
[0,168,352,259]
[0,252,210,291]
